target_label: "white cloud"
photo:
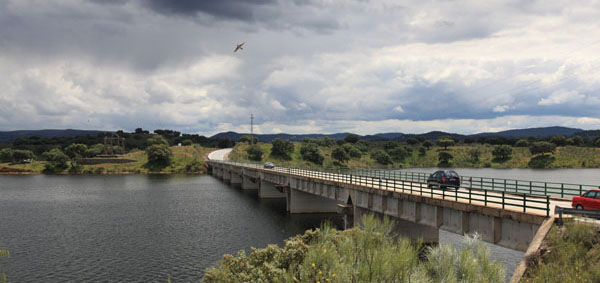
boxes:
[538,90,585,106]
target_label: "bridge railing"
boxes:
[339,169,597,198]
[210,160,552,216]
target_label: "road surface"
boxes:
[208,148,232,161]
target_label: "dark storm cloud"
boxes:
[141,0,276,21]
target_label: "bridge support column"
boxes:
[259,179,285,198]
[288,188,340,213]
[230,172,242,187]
[242,175,258,190]
[222,169,231,182]
[355,206,439,244]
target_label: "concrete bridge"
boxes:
[208,159,572,254]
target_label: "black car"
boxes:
[427,170,461,190]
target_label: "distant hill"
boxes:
[472,126,584,138]
[211,131,352,142]
[0,129,109,143]
[211,126,591,142]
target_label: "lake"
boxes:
[2,170,580,281]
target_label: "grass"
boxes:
[230,142,600,169]
[521,220,600,283]
[0,145,214,174]
[203,214,505,283]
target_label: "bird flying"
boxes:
[234,42,244,52]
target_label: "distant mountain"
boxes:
[472,126,584,138]
[0,129,109,143]
[211,126,591,143]
[211,131,352,142]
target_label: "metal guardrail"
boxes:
[343,169,599,198]
[555,205,600,224]
[211,160,552,217]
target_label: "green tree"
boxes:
[383,141,398,152]
[595,138,600,147]
[86,144,104,157]
[341,143,362,158]
[181,139,193,146]
[529,141,557,156]
[371,150,392,165]
[13,150,34,162]
[405,138,419,145]
[436,138,455,150]
[568,136,584,146]
[147,135,169,146]
[145,144,172,166]
[438,151,453,166]
[0,148,14,163]
[491,145,512,161]
[271,138,294,160]
[300,143,324,165]
[64,143,88,159]
[343,134,360,144]
[418,146,426,156]
[468,148,481,163]
[422,140,433,150]
[550,135,568,146]
[388,146,410,162]
[246,145,263,161]
[239,135,258,144]
[515,139,529,147]
[42,148,69,172]
[331,146,350,163]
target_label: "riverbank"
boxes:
[230,143,600,169]
[0,145,214,175]
[520,219,600,282]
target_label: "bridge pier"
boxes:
[242,174,259,190]
[230,171,242,187]
[259,179,285,198]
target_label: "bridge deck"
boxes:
[213,161,572,217]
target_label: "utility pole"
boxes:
[250,113,254,144]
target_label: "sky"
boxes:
[1,0,600,136]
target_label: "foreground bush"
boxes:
[522,220,600,282]
[203,215,504,283]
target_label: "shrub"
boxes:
[468,148,481,163]
[341,143,362,158]
[145,144,172,165]
[491,145,512,161]
[528,155,555,168]
[406,138,420,145]
[203,214,504,283]
[246,145,263,161]
[185,160,204,173]
[271,138,294,160]
[42,148,69,172]
[438,151,453,167]
[301,143,324,165]
[343,134,360,144]
[181,139,193,146]
[147,135,169,146]
[515,139,528,147]
[0,148,13,163]
[238,135,257,144]
[418,146,426,156]
[371,150,392,165]
[529,141,556,156]
[86,144,104,157]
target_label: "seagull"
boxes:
[234,42,245,52]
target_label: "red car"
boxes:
[572,189,600,210]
